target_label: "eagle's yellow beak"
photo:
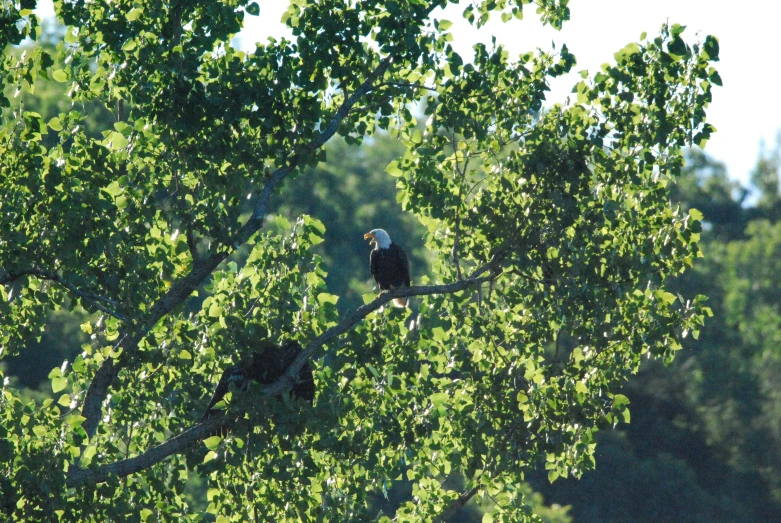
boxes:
[363,232,375,244]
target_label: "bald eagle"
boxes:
[364,228,411,307]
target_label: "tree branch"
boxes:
[434,486,481,523]
[0,268,128,322]
[65,414,225,487]
[262,258,502,397]
[79,54,395,440]
[66,260,502,487]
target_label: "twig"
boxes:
[376,81,433,91]
[0,268,128,322]
[433,486,481,523]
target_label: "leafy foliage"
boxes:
[531,149,781,521]
[1,0,717,521]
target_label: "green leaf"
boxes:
[246,2,260,16]
[688,208,704,221]
[47,117,62,131]
[703,35,719,61]
[385,160,404,177]
[309,232,324,245]
[612,394,630,409]
[204,436,222,450]
[655,290,677,305]
[306,272,322,287]
[614,43,640,63]
[431,327,447,342]
[667,36,687,56]
[203,450,218,464]
[107,131,128,151]
[274,214,291,231]
[126,8,143,21]
[208,302,223,318]
[52,69,68,82]
[81,445,97,467]
[52,377,68,393]
[66,415,86,429]
[429,392,449,408]
[317,293,339,305]
[306,215,326,234]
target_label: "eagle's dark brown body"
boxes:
[370,242,411,291]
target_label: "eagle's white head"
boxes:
[363,229,392,250]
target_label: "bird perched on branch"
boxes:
[200,339,314,422]
[364,228,411,307]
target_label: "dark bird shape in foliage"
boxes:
[364,228,411,307]
[200,339,314,422]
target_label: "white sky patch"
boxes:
[35,0,781,185]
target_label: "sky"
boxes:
[36,0,781,185]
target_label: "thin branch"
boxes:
[433,486,481,523]
[0,268,128,321]
[450,133,469,281]
[186,228,199,262]
[431,414,526,521]
[509,268,546,286]
[376,81,433,91]
[174,170,200,263]
[244,296,261,318]
[66,261,502,487]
